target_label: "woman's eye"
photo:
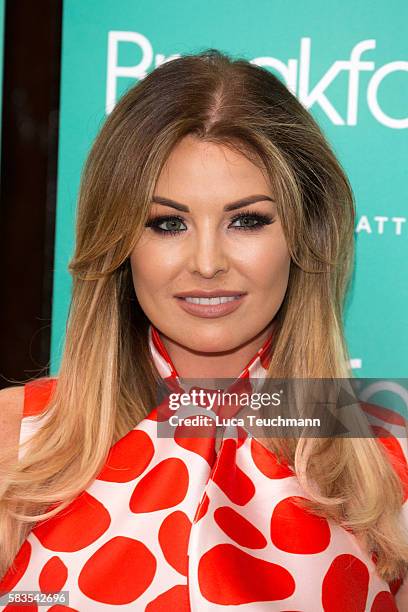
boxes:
[230,215,260,229]
[145,216,187,235]
[229,212,274,231]
[145,211,274,236]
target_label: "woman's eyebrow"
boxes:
[150,194,275,212]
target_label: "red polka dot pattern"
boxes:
[174,425,216,466]
[23,377,57,417]
[3,325,405,610]
[158,510,191,576]
[145,584,190,611]
[370,590,398,611]
[33,491,111,552]
[0,540,31,593]
[271,495,331,554]
[322,554,369,611]
[97,429,154,482]
[129,457,189,513]
[78,536,156,604]
[193,493,209,522]
[214,506,267,549]
[39,556,68,593]
[211,438,256,505]
[251,437,294,478]
[198,543,295,604]
[236,426,248,447]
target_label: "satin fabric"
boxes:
[1,324,407,611]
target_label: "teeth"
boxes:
[184,296,240,305]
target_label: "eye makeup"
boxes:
[144,209,275,237]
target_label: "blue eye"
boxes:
[145,210,274,236]
[145,215,187,236]
[229,211,274,230]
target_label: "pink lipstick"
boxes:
[174,290,247,319]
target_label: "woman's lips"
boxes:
[175,295,246,318]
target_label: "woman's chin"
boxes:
[172,331,242,355]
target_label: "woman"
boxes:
[0,48,407,610]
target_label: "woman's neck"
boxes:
[158,321,274,381]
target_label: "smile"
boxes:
[175,294,246,318]
[183,296,240,305]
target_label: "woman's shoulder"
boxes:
[0,386,25,453]
[1,376,57,413]
[20,376,58,417]
[0,384,25,407]
[0,377,58,462]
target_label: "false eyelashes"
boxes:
[145,209,275,236]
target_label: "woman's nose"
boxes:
[187,225,229,278]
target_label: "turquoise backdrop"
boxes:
[52,0,408,380]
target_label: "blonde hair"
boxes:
[1,48,407,584]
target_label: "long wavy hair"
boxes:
[1,48,408,584]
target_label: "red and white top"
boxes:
[1,324,407,611]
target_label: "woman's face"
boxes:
[130,134,291,354]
